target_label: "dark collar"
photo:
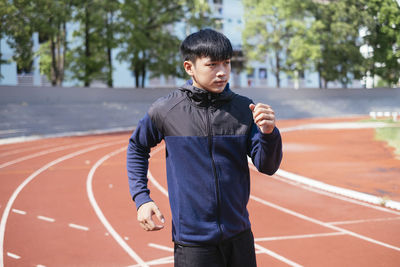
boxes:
[179,80,235,107]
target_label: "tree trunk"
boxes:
[342,78,348,89]
[134,69,140,88]
[275,51,280,88]
[56,23,61,85]
[141,63,146,88]
[50,35,58,86]
[59,22,67,86]
[371,64,375,88]
[106,11,113,88]
[0,32,3,79]
[323,79,328,89]
[318,65,322,89]
[84,5,90,87]
[107,46,112,87]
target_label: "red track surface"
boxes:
[1,118,399,266]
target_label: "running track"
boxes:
[1,118,399,266]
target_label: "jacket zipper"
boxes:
[206,93,223,240]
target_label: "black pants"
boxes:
[174,229,257,267]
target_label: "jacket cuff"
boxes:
[259,127,280,141]
[134,192,153,210]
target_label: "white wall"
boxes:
[0,37,17,86]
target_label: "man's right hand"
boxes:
[137,201,165,231]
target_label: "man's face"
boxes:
[184,56,231,93]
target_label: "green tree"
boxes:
[69,0,119,87]
[100,0,120,87]
[117,0,213,88]
[68,0,110,87]
[181,0,215,34]
[242,0,319,88]
[3,0,212,88]
[0,0,13,79]
[243,0,377,89]
[3,0,35,74]
[2,0,73,85]
[311,0,366,88]
[33,0,74,86]
[284,1,322,88]
[242,0,288,88]
[363,0,400,87]
[117,0,180,88]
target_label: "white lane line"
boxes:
[250,195,400,252]
[268,172,400,216]
[147,145,168,197]
[87,147,149,267]
[327,217,400,226]
[68,223,89,231]
[0,126,134,145]
[11,209,26,215]
[276,169,400,211]
[0,140,124,266]
[255,232,345,242]
[248,161,400,214]
[147,170,168,197]
[280,121,394,133]
[37,216,55,223]
[254,243,303,267]
[148,243,174,252]
[0,139,105,169]
[6,252,21,259]
[0,143,56,158]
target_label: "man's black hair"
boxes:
[180,28,233,63]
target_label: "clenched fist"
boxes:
[249,103,276,134]
[137,201,165,231]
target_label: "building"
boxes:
[0,37,17,86]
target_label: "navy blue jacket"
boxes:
[127,81,282,245]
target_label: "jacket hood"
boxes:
[179,80,235,107]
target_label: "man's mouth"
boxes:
[214,80,226,85]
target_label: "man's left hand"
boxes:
[249,103,276,134]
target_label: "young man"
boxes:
[127,29,282,267]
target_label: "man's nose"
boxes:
[216,66,227,77]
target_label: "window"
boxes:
[259,68,267,79]
[215,19,223,30]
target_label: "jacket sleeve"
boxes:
[247,123,283,175]
[127,113,164,209]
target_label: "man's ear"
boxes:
[183,60,194,76]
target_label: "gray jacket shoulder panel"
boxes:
[148,89,186,133]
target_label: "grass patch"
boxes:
[375,126,400,157]
[361,118,400,157]
[359,118,396,123]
